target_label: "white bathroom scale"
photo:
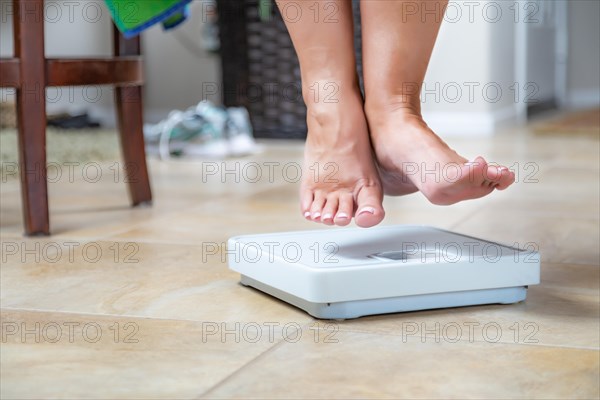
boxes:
[228,225,540,319]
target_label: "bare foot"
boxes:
[367,108,515,205]
[300,84,384,227]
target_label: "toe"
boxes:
[465,156,489,185]
[467,157,507,199]
[482,164,516,191]
[428,156,504,204]
[321,195,339,226]
[309,192,327,222]
[484,164,503,183]
[300,189,314,220]
[494,166,516,190]
[334,192,353,226]
[354,186,384,228]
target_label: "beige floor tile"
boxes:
[0,178,199,239]
[202,330,600,399]
[109,194,330,245]
[0,178,20,194]
[382,196,484,228]
[489,165,600,209]
[0,240,310,325]
[0,153,304,239]
[481,192,599,220]
[333,267,600,349]
[452,207,599,265]
[0,309,280,399]
[147,148,304,197]
[0,189,173,239]
[541,262,600,295]
[109,185,479,245]
[1,125,599,398]
[460,129,599,168]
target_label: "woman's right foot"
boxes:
[300,81,384,228]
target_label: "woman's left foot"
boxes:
[367,107,515,205]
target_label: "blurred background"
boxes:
[1,0,598,138]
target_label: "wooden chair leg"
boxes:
[14,0,49,236]
[113,26,152,206]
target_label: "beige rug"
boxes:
[0,128,121,180]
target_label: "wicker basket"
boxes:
[217,0,363,139]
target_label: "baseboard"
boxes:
[143,108,518,138]
[564,89,600,110]
[88,105,520,137]
[78,106,171,129]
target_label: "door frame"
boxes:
[514,0,569,122]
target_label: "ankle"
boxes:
[304,81,363,127]
[364,99,424,128]
[364,83,422,113]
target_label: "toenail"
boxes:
[336,212,349,219]
[358,207,376,216]
[312,212,321,219]
[322,213,333,220]
[304,211,311,218]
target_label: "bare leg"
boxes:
[360,0,515,204]
[278,0,384,227]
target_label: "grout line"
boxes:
[321,325,600,351]
[0,306,227,324]
[196,341,286,399]
[542,261,600,267]
[4,305,598,353]
[0,234,223,248]
[196,322,310,399]
[0,306,311,328]
[95,237,219,246]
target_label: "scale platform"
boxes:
[228,225,540,319]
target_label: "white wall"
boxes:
[425,0,600,134]
[426,8,493,114]
[566,0,600,109]
[141,0,221,122]
[1,0,598,134]
[424,0,518,135]
[0,0,520,135]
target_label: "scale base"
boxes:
[241,275,527,320]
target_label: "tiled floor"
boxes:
[1,125,599,399]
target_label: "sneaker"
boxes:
[225,106,259,156]
[144,101,229,159]
[144,101,260,159]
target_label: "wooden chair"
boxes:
[0,0,152,236]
